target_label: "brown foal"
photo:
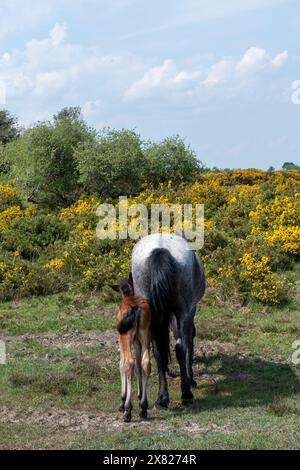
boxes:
[111,280,151,423]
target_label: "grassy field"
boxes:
[0,266,300,450]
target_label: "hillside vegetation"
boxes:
[1,108,300,450]
[0,168,299,306]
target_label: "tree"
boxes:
[75,128,145,197]
[0,110,20,144]
[282,162,300,171]
[144,135,203,185]
[53,106,82,124]
[6,107,96,207]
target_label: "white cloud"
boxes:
[0,23,147,126]
[82,99,103,119]
[126,47,289,99]
[0,18,291,134]
[203,59,234,86]
[125,59,204,98]
[35,71,66,96]
[271,50,288,68]
[0,23,136,103]
[50,23,67,47]
[126,60,176,98]
[236,47,269,75]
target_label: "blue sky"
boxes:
[0,0,299,169]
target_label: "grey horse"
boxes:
[132,233,205,408]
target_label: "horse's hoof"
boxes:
[182,389,194,405]
[139,410,148,420]
[123,413,132,423]
[182,397,194,406]
[191,379,198,389]
[155,400,169,410]
[119,404,125,412]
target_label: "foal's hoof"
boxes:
[139,410,148,420]
[119,404,125,413]
[155,399,169,410]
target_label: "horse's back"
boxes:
[133,233,191,264]
[132,233,205,304]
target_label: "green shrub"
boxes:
[1,213,69,260]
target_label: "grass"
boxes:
[0,268,300,449]
[0,290,116,335]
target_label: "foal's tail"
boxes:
[117,306,141,335]
[148,248,178,370]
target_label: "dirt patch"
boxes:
[0,405,233,435]
[195,340,238,358]
[5,330,118,349]
[193,339,289,365]
[0,406,119,432]
[182,422,233,434]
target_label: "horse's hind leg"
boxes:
[190,322,197,388]
[153,338,169,409]
[188,308,197,389]
[175,314,194,404]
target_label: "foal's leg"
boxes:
[139,333,151,419]
[175,313,194,404]
[120,335,134,422]
[119,360,127,412]
[153,338,169,409]
[119,337,127,412]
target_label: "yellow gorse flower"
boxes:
[44,259,65,271]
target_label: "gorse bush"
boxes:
[1,213,69,260]
[0,255,66,301]
[0,182,22,209]
[0,169,299,305]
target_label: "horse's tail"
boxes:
[117,306,141,335]
[147,248,178,369]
